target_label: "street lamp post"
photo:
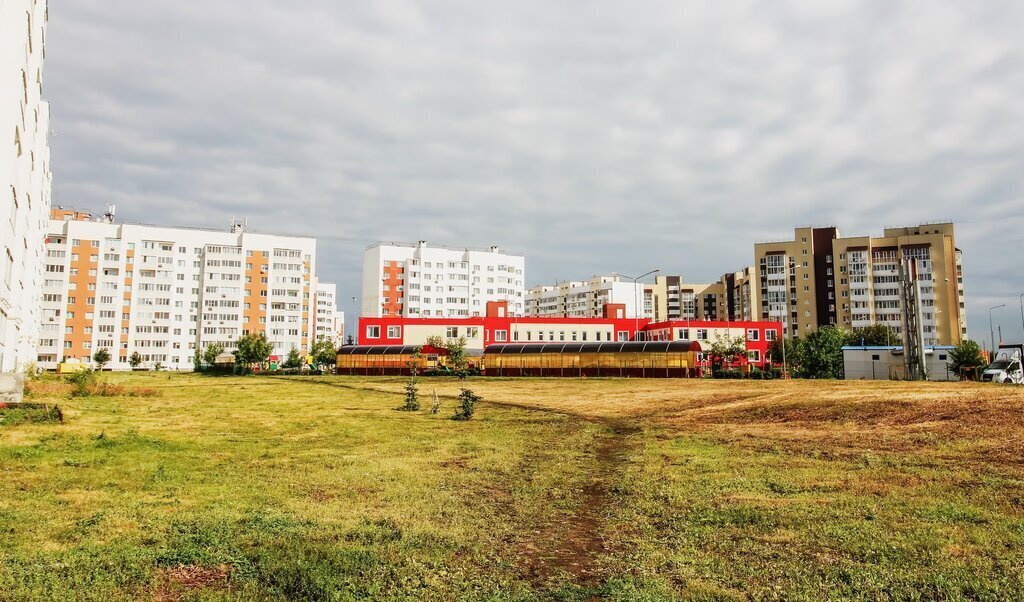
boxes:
[1019,293,1024,344]
[350,295,357,345]
[990,304,1006,356]
[613,269,660,341]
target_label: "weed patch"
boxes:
[0,402,63,425]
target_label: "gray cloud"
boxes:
[47,0,1024,338]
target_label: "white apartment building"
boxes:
[39,209,318,370]
[362,241,525,318]
[314,282,344,345]
[1,0,52,374]
[526,276,644,319]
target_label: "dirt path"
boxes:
[300,378,641,587]
[514,421,640,588]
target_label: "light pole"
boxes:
[1019,293,1024,344]
[990,304,1006,356]
[350,295,357,345]
[613,269,659,341]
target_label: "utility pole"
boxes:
[1019,293,1024,344]
[900,258,926,380]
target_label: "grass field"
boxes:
[2,374,1024,600]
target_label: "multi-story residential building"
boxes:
[646,271,758,324]
[38,209,318,370]
[362,241,525,318]
[754,223,965,345]
[527,276,644,319]
[358,301,782,368]
[1,0,52,374]
[314,282,344,345]
[721,267,758,322]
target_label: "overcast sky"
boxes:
[47,1,1024,340]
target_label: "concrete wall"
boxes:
[0,372,25,403]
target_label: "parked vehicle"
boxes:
[982,344,1023,384]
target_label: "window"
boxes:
[617,331,629,342]
[445,327,458,338]
[766,330,777,342]
[494,330,508,342]
[695,329,708,340]
[747,350,761,363]
[386,325,401,339]
[746,329,759,341]
[366,325,381,339]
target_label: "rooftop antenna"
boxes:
[103,204,116,224]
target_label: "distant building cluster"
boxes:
[0,0,970,376]
[354,220,966,368]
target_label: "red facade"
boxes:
[358,302,782,368]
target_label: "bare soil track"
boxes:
[516,421,639,587]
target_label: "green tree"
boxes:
[92,348,111,370]
[129,351,142,369]
[796,326,853,379]
[768,337,802,376]
[851,324,899,346]
[424,336,470,378]
[401,348,422,411]
[453,388,480,421]
[202,343,225,368]
[309,338,336,372]
[947,339,986,380]
[234,331,273,372]
[283,348,303,370]
[707,334,746,374]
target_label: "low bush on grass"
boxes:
[24,379,71,398]
[88,381,160,398]
[66,368,97,397]
[25,374,159,399]
[453,388,480,421]
[0,402,63,425]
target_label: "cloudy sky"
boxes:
[47,1,1024,340]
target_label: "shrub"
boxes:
[24,379,69,398]
[453,388,480,421]
[0,403,63,425]
[712,369,743,379]
[400,349,421,411]
[402,379,420,411]
[65,369,97,397]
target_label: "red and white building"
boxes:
[358,301,781,368]
[362,241,525,319]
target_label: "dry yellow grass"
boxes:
[351,377,1024,460]
[4,373,1024,600]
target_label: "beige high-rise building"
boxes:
[644,271,759,323]
[753,223,965,345]
[646,276,712,322]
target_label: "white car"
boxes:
[982,346,1023,384]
